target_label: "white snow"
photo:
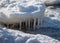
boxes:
[26,38,41,43]
[0,27,60,43]
[43,8,60,28]
[0,0,46,24]
[0,0,60,43]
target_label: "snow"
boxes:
[0,0,60,43]
[43,8,60,28]
[26,38,41,43]
[42,0,60,5]
[0,0,46,24]
[0,27,60,43]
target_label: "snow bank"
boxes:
[0,0,46,24]
[0,27,60,43]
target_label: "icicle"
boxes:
[37,18,40,29]
[33,18,36,30]
[40,17,42,27]
[26,19,28,29]
[28,19,30,30]
[7,24,9,28]
[30,19,33,29]
[20,21,21,30]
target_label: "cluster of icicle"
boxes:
[0,0,46,30]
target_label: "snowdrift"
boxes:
[0,27,60,43]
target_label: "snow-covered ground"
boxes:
[0,8,60,43]
[43,8,60,28]
[0,27,60,43]
[0,0,60,43]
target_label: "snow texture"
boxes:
[43,8,60,28]
[0,27,60,43]
[0,0,60,43]
[42,0,60,5]
[0,0,46,24]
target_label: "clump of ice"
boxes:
[0,0,46,23]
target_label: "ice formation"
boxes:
[0,0,46,30]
